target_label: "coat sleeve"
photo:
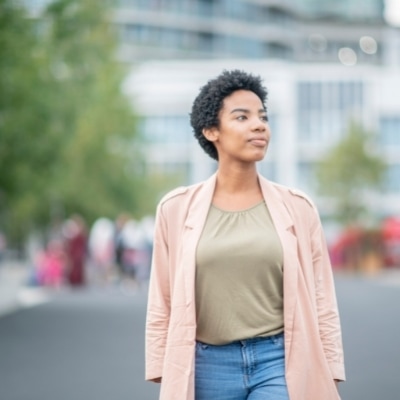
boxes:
[145,202,170,381]
[309,205,346,382]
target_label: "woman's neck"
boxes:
[216,167,258,192]
[213,164,263,210]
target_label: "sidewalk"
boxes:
[0,261,48,317]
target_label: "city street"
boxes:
[1,273,400,400]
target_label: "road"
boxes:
[0,285,160,400]
[335,273,400,400]
[0,273,400,400]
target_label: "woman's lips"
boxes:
[249,138,268,147]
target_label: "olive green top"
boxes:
[195,201,284,345]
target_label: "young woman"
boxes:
[145,70,345,400]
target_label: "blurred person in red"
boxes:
[0,231,6,263]
[63,215,88,287]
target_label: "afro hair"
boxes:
[190,69,268,160]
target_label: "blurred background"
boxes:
[0,0,400,399]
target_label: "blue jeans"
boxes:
[195,333,289,400]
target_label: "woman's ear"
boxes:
[202,127,219,142]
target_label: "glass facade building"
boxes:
[114,0,387,65]
[296,0,385,20]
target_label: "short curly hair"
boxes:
[190,69,268,161]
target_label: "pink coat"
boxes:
[146,173,346,400]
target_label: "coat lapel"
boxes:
[259,175,299,359]
[181,174,217,306]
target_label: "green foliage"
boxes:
[0,0,156,245]
[315,121,387,226]
[0,0,55,241]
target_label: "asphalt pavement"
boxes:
[1,263,400,400]
[335,271,400,400]
[0,277,160,400]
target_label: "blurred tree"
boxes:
[0,0,57,243]
[0,0,155,246]
[315,121,387,226]
[42,0,145,221]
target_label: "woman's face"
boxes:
[204,89,270,164]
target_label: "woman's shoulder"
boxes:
[265,179,316,210]
[158,186,188,205]
[265,180,322,229]
[158,180,206,207]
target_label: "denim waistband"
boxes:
[197,331,284,347]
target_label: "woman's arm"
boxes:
[145,204,171,382]
[310,207,346,382]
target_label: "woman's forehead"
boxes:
[221,90,265,111]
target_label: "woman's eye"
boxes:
[261,115,268,122]
[237,115,247,120]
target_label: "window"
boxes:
[197,32,215,52]
[297,80,364,144]
[267,43,293,60]
[384,165,400,193]
[221,0,251,19]
[141,115,191,144]
[380,117,400,147]
[297,161,317,192]
[267,7,292,26]
[197,0,215,16]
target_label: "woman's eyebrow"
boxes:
[230,108,266,114]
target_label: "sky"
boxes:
[385,0,400,26]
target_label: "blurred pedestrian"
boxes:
[139,215,155,279]
[64,215,88,288]
[88,217,115,286]
[34,239,65,289]
[145,70,345,400]
[0,231,6,264]
[117,218,150,292]
[114,213,131,279]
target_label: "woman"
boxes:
[145,70,345,399]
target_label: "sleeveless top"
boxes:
[195,201,284,345]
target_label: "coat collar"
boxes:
[184,172,295,231]
[258,174,294,231]
[184,173,216,230]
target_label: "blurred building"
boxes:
[114,0,387,65]
[18,0,52,15]
[297,0,384,20]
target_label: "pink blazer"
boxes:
[146,173,346,400]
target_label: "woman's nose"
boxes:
[252,118,266,131]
